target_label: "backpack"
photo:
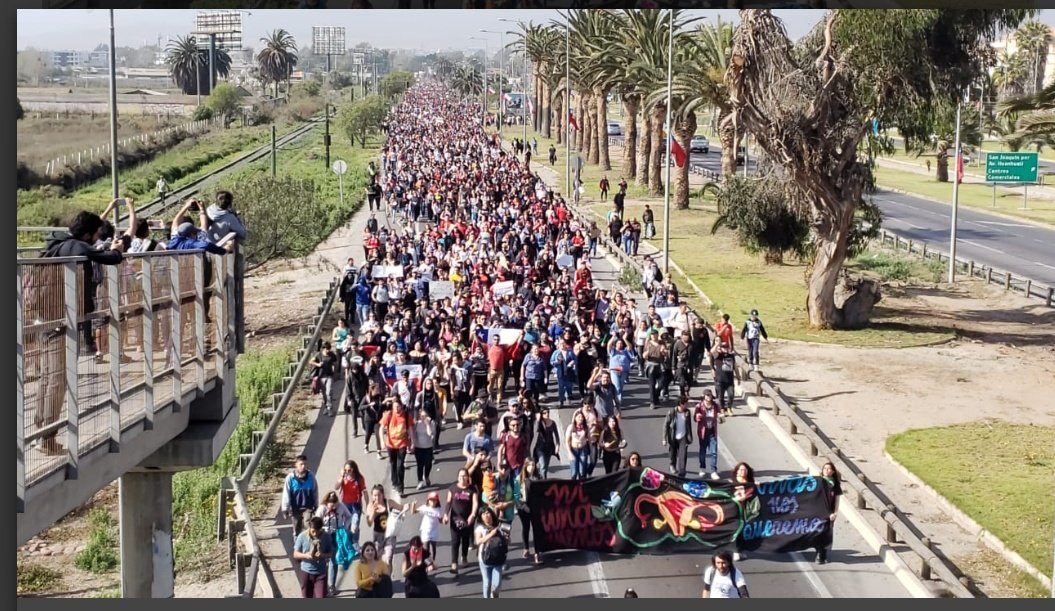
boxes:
[480,531,508,566]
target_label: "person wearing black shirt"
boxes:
[311,342,339,416]
[402,537,439,597]
[712,345,737,417]
[613,189,625,216]
[443,469,479,576]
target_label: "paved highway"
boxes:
[277,194,916,599]
[610,133,1055,287]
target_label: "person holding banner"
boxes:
[730,462,757,561]
[816,461,843,565]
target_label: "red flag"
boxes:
[669,135,687,168]
[956,150,964,184]
[568,111,579,131]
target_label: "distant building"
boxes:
[991,26,1055,90]
[51,50,83,68]
[89,44,109,69]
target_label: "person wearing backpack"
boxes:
[475,507,509,598]
[702,551,750,598]
[740,309,769,370]
[33,210,126,455]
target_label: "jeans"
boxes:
[299,570,327,598]
[534,447,553,479]
[388,447,407,494]
[669,437,690,477]
[356,303,371,328]
[415,447,434,484]
[699,435,718,473]
[479,560,504,598]
[524,377,544,402]
[346,501,363,544]
[611,373,625,403]
[747,338,761,366]
[644,222,655,239]
[588,238,597,257]
[623,235,633,255]
[555,371,575,404]
[327,557,340,592]
[646,362,663,406]
[319,376,334,412]
[569,446,590,480]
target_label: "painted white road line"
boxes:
[960,240,1005,255]
[976,220,1031,228]
[1036,239,1052,245]
[1032,261,1055,271]
[716,439,835,600]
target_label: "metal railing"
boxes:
[17,247,238,512]
[217,274,342,598]
[876,228,1054,308]
[566,201,976,598]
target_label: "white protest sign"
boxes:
[430,280,455,301]
[372,265,405,278]
[655,306,679,328]
[492,280,515,296]
[556,254,574,269]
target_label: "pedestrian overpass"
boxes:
[16,243,244,597]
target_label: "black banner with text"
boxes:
[527,468,834,555]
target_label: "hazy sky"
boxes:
[16,9,838,53]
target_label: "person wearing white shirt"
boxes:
[702,551,749,598]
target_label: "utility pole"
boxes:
[108,9,119,222]
[209,33,217,94]
[948,101,962,283]
[271,125,277,178]
[195,40,201,106]
[565,19,570,197]
[324,103,331,169]
[662,8,674,275]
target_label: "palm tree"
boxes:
[1014,20,1052,94]
[257,29,298,99]
[992,51,1029,97]
[568,9,621,171]
[166,35,231,96]
[451,63,482,97]
[998,80,1055,148]
[675,18,736,179]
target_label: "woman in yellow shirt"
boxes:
[354,541,393,598]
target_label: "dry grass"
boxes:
[17,114,188,169]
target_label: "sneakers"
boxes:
[425,478,432,487]
[733,552,745,561]
[699,470,706,478]
[416,482,425,491]
[710,472,721,481]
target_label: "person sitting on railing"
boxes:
[33,210,127,456]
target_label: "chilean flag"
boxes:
[668,135,687,167]
[956,148,964,184]
[568,111,580,131]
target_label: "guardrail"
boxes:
[216,274,341,598]
[17,247,238,511]
[875,228,1054,308]
[566,201,977,598]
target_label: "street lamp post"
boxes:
[498,17,529,150]
[481,29,504,134]
[108,9,119,220]
[948,101,963,283]
[662,9,674,276]
[470,36,488,129]
[565,17,571,198]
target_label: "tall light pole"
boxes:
[497,17,526,144]
[565,16,571,198]
[470,36,487,128]
[948,101,963,283]
[108,9,119,221]
[662,9,674,275]
[481,29,504,134]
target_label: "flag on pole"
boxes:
[956,148,964,184]
[668,134,687,167]
[568,111,579,131]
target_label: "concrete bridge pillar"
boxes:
[119,470,175,598]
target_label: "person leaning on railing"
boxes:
[167,199,235,343]
[31,210,127,456]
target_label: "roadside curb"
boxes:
[883,451,1053,591]
[741,394,937,599]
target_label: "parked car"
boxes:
[607,121,622,136]
[689,135,710,154]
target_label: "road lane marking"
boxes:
[960,240,1005,255]
[717,439,835,599]
[1032,261,1055,271]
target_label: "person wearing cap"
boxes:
[740,309,769,370]
[167,199,234,255]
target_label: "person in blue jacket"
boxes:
[356,276,373,329]
[282,454,319,541]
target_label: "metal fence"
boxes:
[566,201,976,598]
[876,229,1054,308]
[17,248,238,512]
[217,275,342,598]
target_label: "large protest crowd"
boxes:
[277,81,840,599]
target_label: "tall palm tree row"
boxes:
[166,35,232,96]
[257,29,299,99]
[1014,20,1052,95]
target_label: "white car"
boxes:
[607,121,622,136]
[690,135,710,154]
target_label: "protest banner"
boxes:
[527,468,833,555]
[556,254,575,269]
[372,265,405,279]
[492,280,515,296]
[430,280,455,301]
[655,307,679,328]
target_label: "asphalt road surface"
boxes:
[292,251,916,599]
[872,190,1055,287]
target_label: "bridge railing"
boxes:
[17,247,240,512]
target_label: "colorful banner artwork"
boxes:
[527,468,834,555]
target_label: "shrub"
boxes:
[73,508,119,574]
[16,564,63,594]
[191,106,214,121]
